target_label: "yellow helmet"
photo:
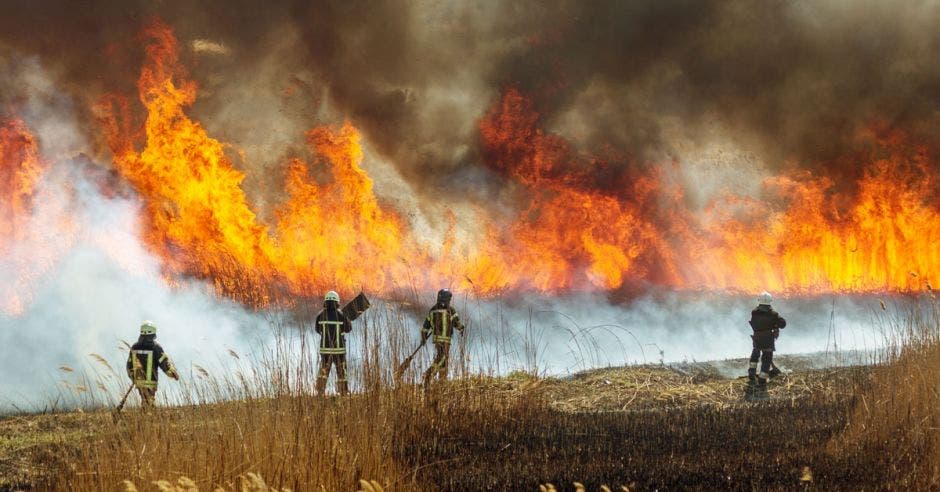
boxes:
[140,320,157,336]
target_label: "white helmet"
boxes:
[140,320,157,336]
[757,292,773,305]
[324,291,340,304]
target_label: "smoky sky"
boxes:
[3,0,940,204]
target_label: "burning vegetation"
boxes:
[0,119,51,316]
[4,19,933,312]
[1,2,940,490]
[0,119,44,249]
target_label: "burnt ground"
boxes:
[1,356,880,491]
[399,359,882,490]
[0,411,109,490]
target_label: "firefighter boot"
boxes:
[747,357,759,383]
[756,375,768,391]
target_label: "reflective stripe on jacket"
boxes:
[126,338,176,389]
[422,304,463,343]
[315,309,352,355]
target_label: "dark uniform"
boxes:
[748,304,786,384]
[126,335,178,407]
[315,306,353,395]
[421,301,465,384]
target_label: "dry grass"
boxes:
[831,297,940,488]
[5,296,938,489]
[538,362,855,412]
[30,360,870,490]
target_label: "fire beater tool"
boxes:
[112,383,135,422]
[395,338,427,380]
[341,292,371,321]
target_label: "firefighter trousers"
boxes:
[136,387,157,407]
[748,348,773,382]
[423,342,451,384]
[316,354,348,395]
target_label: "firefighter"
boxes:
[421,289,465,384]
[126,320,179,407]
[748,292,787,387]
[315,290,353,396]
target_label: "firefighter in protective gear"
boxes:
[126,321,179,407]
[315,290,353,395]
[748,292,786,387]
[421,289,465,384]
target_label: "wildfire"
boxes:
[474,89,678,292]
[0,119,43,315]
[692,140,940,293]
[0,119,44,250]
[0,118,79,316]
[476,89,940,295]
[99,20,420,304]
[85,20,940,307]
[98,21,277,305]
[275,123,417,295]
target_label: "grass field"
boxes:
[1,302,937,491]
[0,358,896,490]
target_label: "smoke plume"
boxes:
[1,1,938,408]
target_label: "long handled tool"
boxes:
[116,383,134,411]
[112,383,134,422]
[395,338,427,380]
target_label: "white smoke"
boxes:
[0,59,271,413]
[0,159,273,412]
[436,292,888,378]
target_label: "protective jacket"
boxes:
[421,302,464,344]
[315,308,352,355]
[126,336,177,389]
[749,304,787,350]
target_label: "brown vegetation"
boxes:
[2,300,938,490]
[831,299,940,488]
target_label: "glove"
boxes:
[773,328,780,339]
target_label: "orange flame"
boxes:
[476,89,940,295]
[0,118,61,316]
[691,139,940,293]
[96,21,940,304]
[0,119,44,249]
[275,123,416,295]
[473,88,679,293]
[99,21,278,304]
[99,20,421,304]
